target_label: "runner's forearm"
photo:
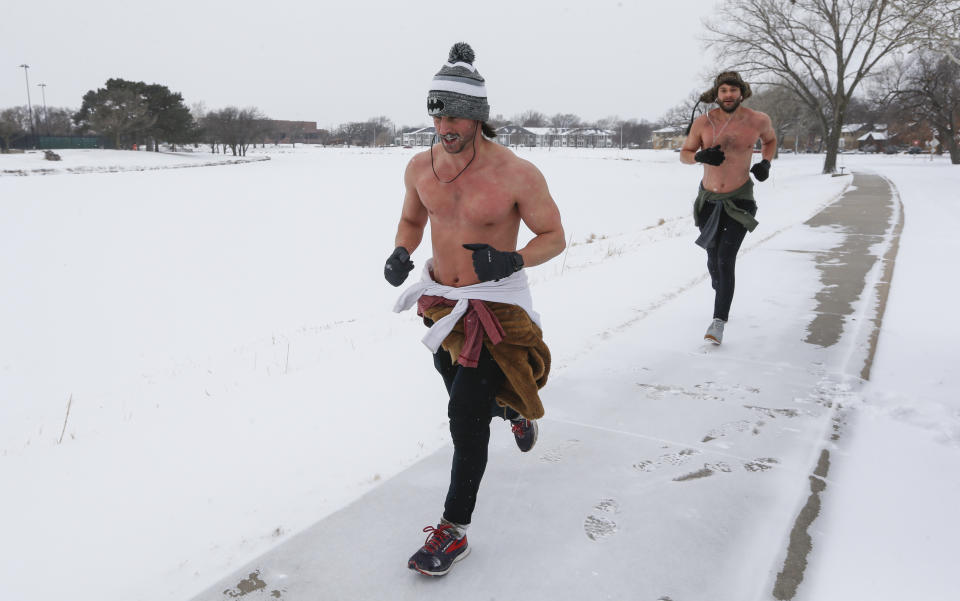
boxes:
[517,229,566,268]
[395,218,426,254]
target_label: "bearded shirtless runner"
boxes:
[680,71,777,344]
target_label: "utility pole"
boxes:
[37,83,48,135]
[18,64,36,145]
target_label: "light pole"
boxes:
[37,83,48,135]
[18,64,36,143]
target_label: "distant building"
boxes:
[857,131,889,152]
[565,128,614,148]
[261,120,325,144]
[523,127,569,147]
[402,127,436,146]
[496,125,538,147]
[838,123,870,151]
[652,126,685,150]
[494,125,614,148]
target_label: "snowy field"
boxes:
[0,147,266,176]
[1,146,957,600]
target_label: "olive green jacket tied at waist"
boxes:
[693,179,759,249]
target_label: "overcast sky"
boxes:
[4,0,725,129]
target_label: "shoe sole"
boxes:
[408,546,471,576]
[704,334,721,345]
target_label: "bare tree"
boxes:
[200,107,267,156]
[234,108,268,156]
[705,0,942,173]
[190,102,207,122]
[369,115,395,147]
[889,0,960,64]
[616,119,655,148]
[549,113,582,129]
[593,115,620,130]
[332,121,371,146]
[41,107,78,137]
[200,107,232,153]
[884,49,960,163]
[748,85,822,155]
[658,89,707,131]
[512,110,548,127]
[0,106,32,150]
[480,113,503,129]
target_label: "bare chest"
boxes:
[704,117,761,153]
[418,173,518,227]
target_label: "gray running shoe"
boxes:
[408,522,470,576]
[704,318,725,345]
[510,418,538,452]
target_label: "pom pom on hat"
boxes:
[448,42,475,65]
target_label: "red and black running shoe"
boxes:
[407,523,470,576]
[510,418,538,452]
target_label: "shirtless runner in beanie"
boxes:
[386,42,565,576]
[680,71,777,344]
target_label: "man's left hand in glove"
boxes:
[750,159,771,182]
[462,243,524,282]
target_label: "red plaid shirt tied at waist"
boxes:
[417,295,505,368]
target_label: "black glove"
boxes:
[750,159,771,182]
[463,243,524,282]
[384,246,414,286]
[694,145,725,166]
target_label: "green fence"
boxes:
[37,136,101,149]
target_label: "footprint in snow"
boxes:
[632,448,699,472]
[584,498,620,541]
[539,438,581,463]
[673,461,732,482]
[744,457,780,472]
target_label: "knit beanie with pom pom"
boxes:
[427,42,490,121]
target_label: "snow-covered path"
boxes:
[6,148,957,601]
[189,173,899,601]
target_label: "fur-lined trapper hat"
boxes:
[699,70,752,103]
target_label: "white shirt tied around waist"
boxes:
[393,258,541,353]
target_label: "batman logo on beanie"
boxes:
[427,96,445,114]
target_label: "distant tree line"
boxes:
[882,49,960,164]
[8,5,953,163]
[0,105,78,150]
[2,65,955,160]
[476,111,656,149]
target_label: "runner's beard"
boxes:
[719,97,742,114]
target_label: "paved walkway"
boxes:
[190,173,901,601]
[772,173,901,600]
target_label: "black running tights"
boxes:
[700,203,755,322]
[433,346,518,525]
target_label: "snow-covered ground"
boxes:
[1,147,956,600]
[797,154,960,601]
[0,147,265,176]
